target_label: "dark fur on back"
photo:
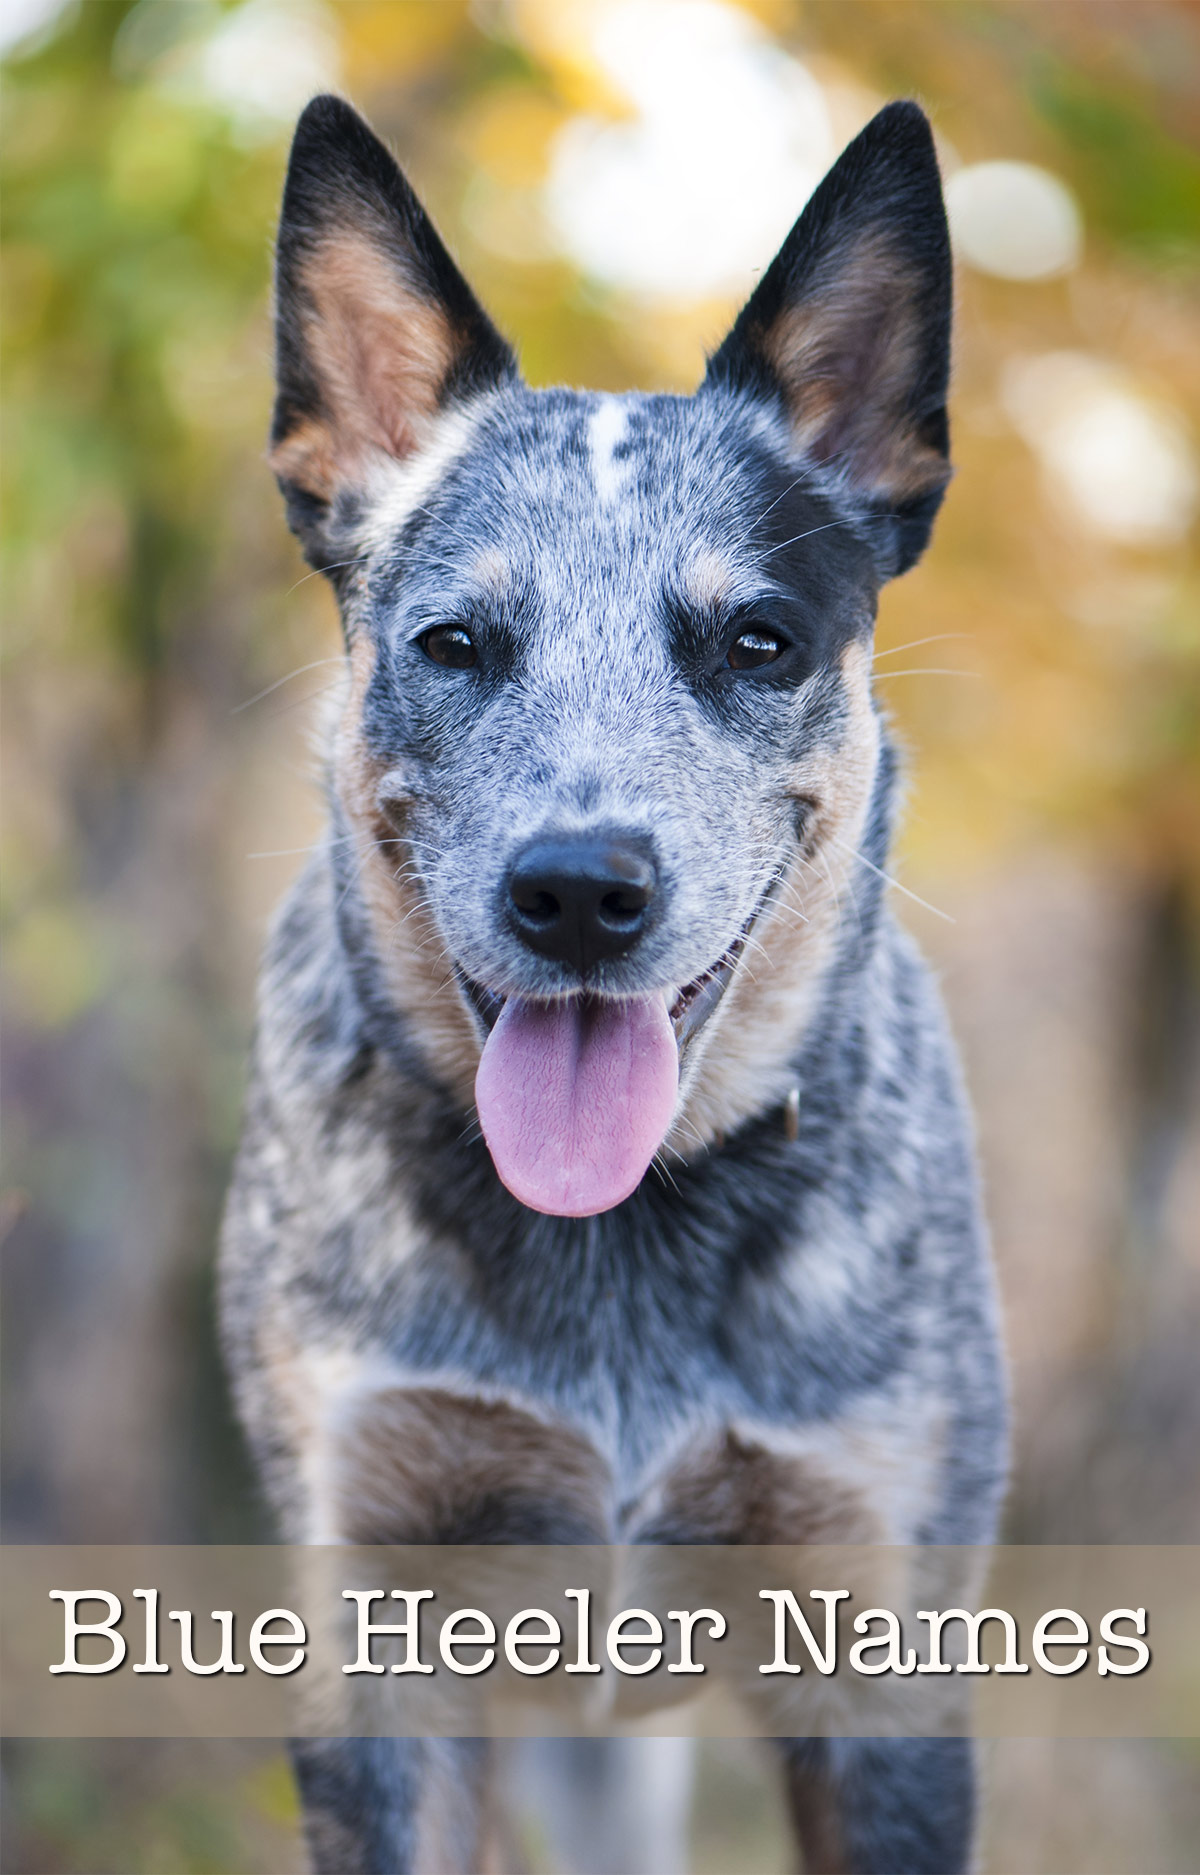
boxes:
[220,94,1007,1875]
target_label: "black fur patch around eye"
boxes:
[664,591,814,688]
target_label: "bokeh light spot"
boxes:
[537,0,833,299]
[946,160,1083,280]
[1002,351,1198,545]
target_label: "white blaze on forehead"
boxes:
[588,396,633,505]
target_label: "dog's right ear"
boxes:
[704,101,953,579]
[270,94,517,568]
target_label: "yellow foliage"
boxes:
[339,0,472,85]
[462,85,570,188]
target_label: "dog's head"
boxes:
[269,95,952,1218]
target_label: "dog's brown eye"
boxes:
[420,625,477,669]
[726,629,785,671]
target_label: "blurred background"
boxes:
[2,0,1198,1868]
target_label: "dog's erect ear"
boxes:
[270,95,517,562]
[704,101,952,577]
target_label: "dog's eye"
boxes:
[419,625,477,670]
[726,628,786,671]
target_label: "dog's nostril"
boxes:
[506,834,658,973]
[512,885,561,925]
[599,885,649,925]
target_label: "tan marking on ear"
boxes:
[269,229,455,500]
[669,638,878,1149]
[334,1386,613,1544]
[268,414,342,497]
[764,234,950,505]
[333,633,483,1108]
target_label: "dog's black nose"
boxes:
[507,835,657,973]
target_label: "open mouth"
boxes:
[666,886,770,1055]
[461,876,778,1220]
[462,873,777,1054]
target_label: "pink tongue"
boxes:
[475,994,679,1217]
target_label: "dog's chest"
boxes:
[287,1318,941,1550]
[330,1384,896,1545]
[255,1098,946,1550]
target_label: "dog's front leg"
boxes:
[780,1736,976,1875]
[290,1735,492,1875]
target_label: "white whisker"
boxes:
[281,555,368,599]
[232,657,345,714]
[872,668,980,682]
[649,1151,683,1197]
[725,471,815,556]
[756,517,854,558]
[245,843,327,860]
[832,839,954,924]
[873,633,970,662]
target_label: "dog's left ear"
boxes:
[704,101,952,577]
[270,94,517,566]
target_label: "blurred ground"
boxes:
[5,1736,1200,1873]
[2,1,1198,1869]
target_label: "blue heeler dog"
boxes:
[220,93,1007,1875]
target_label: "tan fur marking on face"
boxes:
[269,229,454,499]
[670,638,878,1149]
[334,1387,613,1544]
[764,234,950,505]
[468,547,512,596]
[682,547,738,611]
[334,634,482,1107]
